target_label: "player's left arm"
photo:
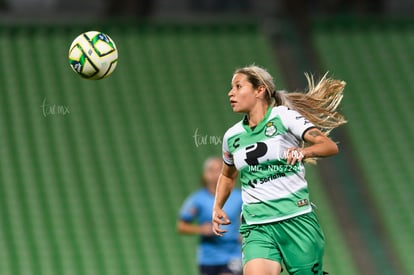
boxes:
[286,127,339,165]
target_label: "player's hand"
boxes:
[212,208,231,236]
[285,147,305,165]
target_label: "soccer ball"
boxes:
[68,31,118,80]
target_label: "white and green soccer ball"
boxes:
[68,31,118,80]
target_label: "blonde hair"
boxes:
[235,65,347,163]
[279,73,347,137]
[235,65,347,137]
[235,65,276,105]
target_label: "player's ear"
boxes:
[255,85,267,99]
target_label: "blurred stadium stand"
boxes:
[0,1,413,275]
[0,21,358,275]
[312,18,414,274]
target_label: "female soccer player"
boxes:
[212,65,346,275]
[178,157,243,275]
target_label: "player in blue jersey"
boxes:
[212,65,347,275]
[178,156,243,275]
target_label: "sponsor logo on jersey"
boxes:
[247,172,286,188]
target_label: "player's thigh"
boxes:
[240,223,282,266]
[279,212,325,274]
[244,258,282,275]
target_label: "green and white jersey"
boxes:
[222,106,316,225]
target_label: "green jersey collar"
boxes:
[242,107,273,133]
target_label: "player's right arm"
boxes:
[212,162,238,236]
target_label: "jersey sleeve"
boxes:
[178,194,198,222]
[280,106,315,140]
[222,130,234,166]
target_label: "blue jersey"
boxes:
[179,187,242,265]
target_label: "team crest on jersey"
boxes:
[265,122,277,137]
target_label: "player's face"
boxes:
[204,159,222,187]
[228,73,258,113]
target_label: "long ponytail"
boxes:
[278,73,347,137]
